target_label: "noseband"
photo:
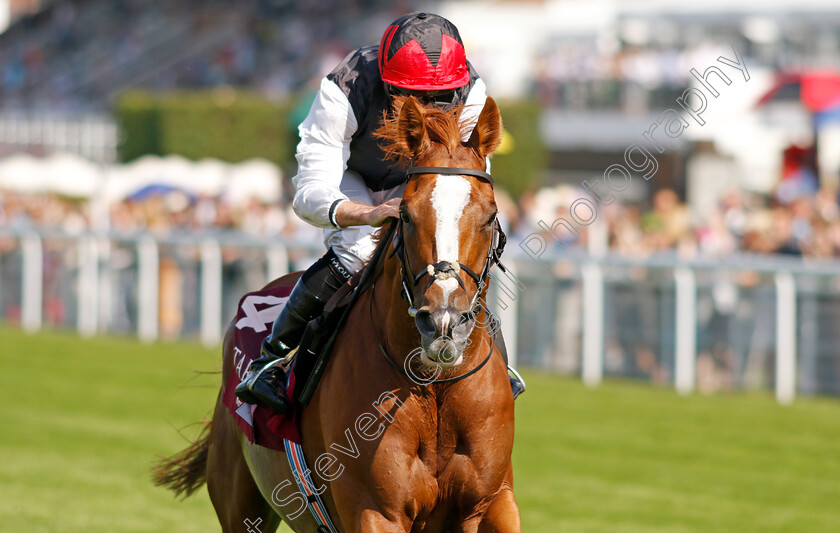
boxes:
[391,166,508,317]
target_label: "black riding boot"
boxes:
[235,249,352,413]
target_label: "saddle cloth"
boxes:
[222,283,301,449]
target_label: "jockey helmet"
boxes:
[378,12,471,92]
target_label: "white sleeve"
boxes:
[459,78,487,141]
[291,77,358,228]
[458,78,492,171]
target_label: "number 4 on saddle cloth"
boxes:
[223,283,298,448]
[223,277,358,449]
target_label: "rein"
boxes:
[296,221,397,406]
[301,164,506,395]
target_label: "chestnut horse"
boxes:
[154,96,520,532]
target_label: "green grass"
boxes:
[1,326,839,532]
[514,374,840,532]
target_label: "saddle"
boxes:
[292,269,361,405]
[221,274,362,450]
[223,226,394,450]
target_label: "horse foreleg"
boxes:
[328,474,411,533]
[476,488,521,533]
[207,398,283,533]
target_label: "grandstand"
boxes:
[4,0,840,111]
[0,0,401,110]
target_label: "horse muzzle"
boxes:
[414,307,475,367]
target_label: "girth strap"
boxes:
[283,439,340,533]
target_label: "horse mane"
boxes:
[365,96,483,269]
[374,96,477,165]
[364,220,395,269]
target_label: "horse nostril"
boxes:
[457,311,473,327]
[414,310,436,337]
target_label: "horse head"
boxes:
[378,95,503,368]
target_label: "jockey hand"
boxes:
[335,197,402,228]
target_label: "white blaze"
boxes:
[430,174,471,263]
[437,277,459,306]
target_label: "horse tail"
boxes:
[152,418,211,498]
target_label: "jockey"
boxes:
[236,12,526,414]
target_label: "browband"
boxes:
[405,166,494,187]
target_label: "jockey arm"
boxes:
[454,78,492,174]
[334,197,401,228]
[291,77,359,229]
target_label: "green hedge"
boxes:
[115,90,546,199]
[492,100,547,199]
[115,90,296,169]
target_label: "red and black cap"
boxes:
[378,12,470,91]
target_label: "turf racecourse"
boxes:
[1,326,839,532]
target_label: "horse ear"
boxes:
[467,96,502,159]
[398,96,429,158]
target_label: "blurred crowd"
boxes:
[5,179,840,259]
[2,0,837,116]
[0,189,319,242]
[0,0,408,109]
[531,13,837,112]
[503,183,840,259]
[534,44,710,111]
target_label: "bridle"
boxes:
[370,164,506,384]
[391,165,508,319]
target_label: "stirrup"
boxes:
[260,336,295,367]
[508,366,526,400]
[235,357,291,413]
[247,357,285,386]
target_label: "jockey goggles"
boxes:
[385,84,459,108]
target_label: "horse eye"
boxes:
[400,209,412,225]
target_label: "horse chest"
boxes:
[408,409,508,514]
